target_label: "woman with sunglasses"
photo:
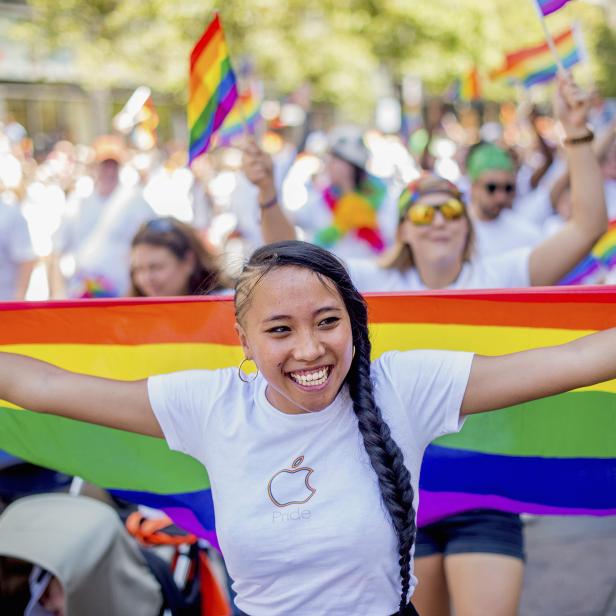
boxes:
[129,217,229,298]
[245,75,607,616]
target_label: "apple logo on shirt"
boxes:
[267,456,316,508]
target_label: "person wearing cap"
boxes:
[465,142,544,257]
[246,73,608,616]
[0,493,162,616]
[259,127,398,260]
[50,135,155,298]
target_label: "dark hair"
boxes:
[235,241,416,613]
[130,217,227,296]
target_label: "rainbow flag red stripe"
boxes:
[1,289,615,542]
[188,14,238,164]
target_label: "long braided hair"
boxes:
[235,240,417,613]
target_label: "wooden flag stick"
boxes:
[530,0,566,75]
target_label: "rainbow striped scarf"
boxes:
[316,175,387,253]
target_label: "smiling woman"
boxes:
[129,217,228,297]
[0,241,616,616]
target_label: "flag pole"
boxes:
[530,0,566,75]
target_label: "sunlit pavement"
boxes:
[520,516,616,616]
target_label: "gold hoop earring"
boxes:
[238,358,259,383]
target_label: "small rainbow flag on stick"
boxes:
[491,26,582,88]
[0,289,615,544]
[536,0,571,17]
[454,66,482,102]
[188,14,239,165]
[560,219,616,285]
[213,90,261,148]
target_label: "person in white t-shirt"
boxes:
[0,199,35,300]
[51,136,155,298]
[2,240,616,616]
[464,142,543,257]
[286,127,398,260]
[244,75,609,615]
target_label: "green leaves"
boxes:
[16,0,615,115]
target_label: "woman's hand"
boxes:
[242,138,276,204]
[554,72,590,138]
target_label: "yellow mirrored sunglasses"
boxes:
[406,199,466,226]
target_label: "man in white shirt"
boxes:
[0,199,35,300]
[51,136,155,298]
[466,143,543,257]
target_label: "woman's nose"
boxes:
[293,331,324,361]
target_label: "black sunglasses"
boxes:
[484,182,515,195]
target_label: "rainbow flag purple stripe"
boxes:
[537,0,571,16]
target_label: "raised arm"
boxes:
[242,138,297,244]
[528,74,608,287]
[461,327,616,415]
[0,352,162,437]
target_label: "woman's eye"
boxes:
[266,326,290,334]
[319,317,340,327]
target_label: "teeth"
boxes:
[290,367,330,386]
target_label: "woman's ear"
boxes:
[234,322,253,360]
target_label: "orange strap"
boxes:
[126,512,198,546]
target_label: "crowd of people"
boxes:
[0,72,615,616]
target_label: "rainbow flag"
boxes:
[560,219,616,285]
[213,91,261,148]
[536,0,571,17]
[454,67,482,102]
[491,26,582,88]
[188,14,239,165]
[1,289,615,544]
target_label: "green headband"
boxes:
[467,144,514,182]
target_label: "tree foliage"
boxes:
[14,0,616,118]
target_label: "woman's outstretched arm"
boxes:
[0,352,163,437]
[461,328,616,415]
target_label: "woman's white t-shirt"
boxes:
[347,247,532,292]
[148,349,473,616]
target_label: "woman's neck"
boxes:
[412,255,465,289]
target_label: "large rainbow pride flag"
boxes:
[188,14,238,165]
[1,289,615,546]
[491,26,582,88]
